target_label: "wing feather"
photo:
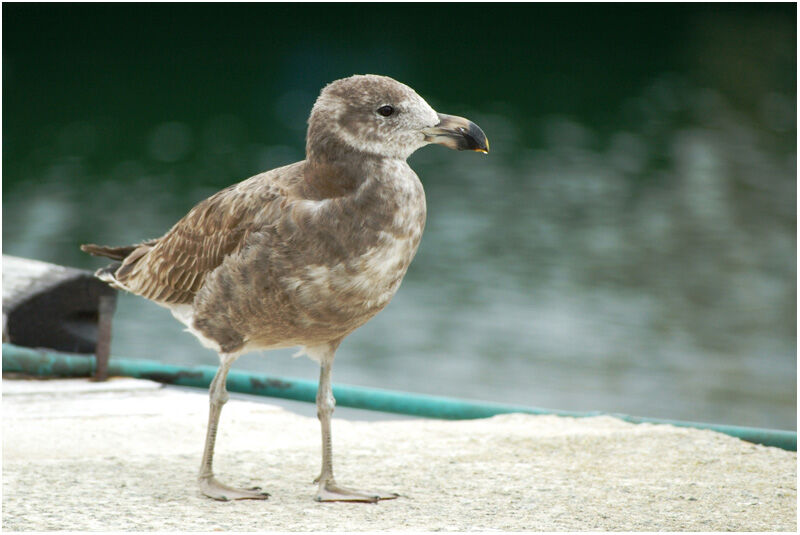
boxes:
[113,165,298,305]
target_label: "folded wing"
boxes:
[82,167,296,306]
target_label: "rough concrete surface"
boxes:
[2,378,796,531]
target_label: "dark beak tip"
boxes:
[468,133,489,154]
[466,122,489,154]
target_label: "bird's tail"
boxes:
[80,243,139,260]
[80,240,156,287]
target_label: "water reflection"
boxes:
[147,122,193,163]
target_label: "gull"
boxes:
[82,74,489,503]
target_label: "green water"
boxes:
[3,4,796,429]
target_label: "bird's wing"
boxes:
[112,164,300,305]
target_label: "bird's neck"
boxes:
[303,139,390,201]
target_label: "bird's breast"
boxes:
[338,161,426,303]
[282,163,426,325]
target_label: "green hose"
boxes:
[3,343,795,451]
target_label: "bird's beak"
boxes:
[422,113,490,153]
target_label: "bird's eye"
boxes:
[377,105,395,117]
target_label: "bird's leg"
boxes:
[314,358,399,503]
[198,353,269,501]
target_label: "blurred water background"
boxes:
[3,4,796,429]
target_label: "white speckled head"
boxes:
[307,74,440,160]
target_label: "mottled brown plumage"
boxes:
[82,74,488,503]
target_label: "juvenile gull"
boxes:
[82,74,489,503]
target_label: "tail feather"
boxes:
[95,262,122,283]
[81,239,157,260]
[81,243,139,261]
[81,239,157,291]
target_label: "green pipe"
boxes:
[3,343,795,451]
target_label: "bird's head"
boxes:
[307,74,489,161]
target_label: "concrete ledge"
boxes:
[2,378,796,531]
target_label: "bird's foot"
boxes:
[314,478,399,503]
[199,475,270,501]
